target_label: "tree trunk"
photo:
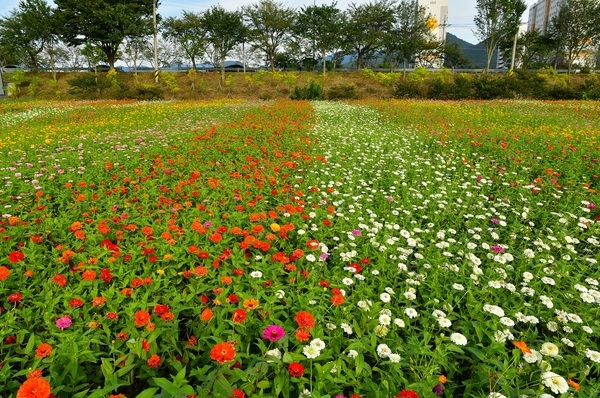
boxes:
[322,52,326,75]
[357,50,363,70]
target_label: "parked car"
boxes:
[1,65,22,73]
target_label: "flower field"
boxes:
[0,99,599,398]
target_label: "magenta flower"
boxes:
[262,325,285,342]
[56,316,72,329]
[491,245,504,253]
[351,229,362,236]
[490,218,500,224]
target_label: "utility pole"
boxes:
[153,0,159,82]
[510,29,518,71]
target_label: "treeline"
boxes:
[2,0,599,81]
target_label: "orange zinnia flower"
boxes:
[201,308,213,321]
[81,270,96,280]
[210,342,236,363]
[331,294,344,306]
[295,328,311,342]
[16,377,51,398]
[295,311,315,329]
[243,298,259,310]
[134,310,151,327]
[0,266,10,281]
[91,296,106,307]
[147,354,161,368]
[35,343,52,358]
[513,341,532,354]
[568,379,581,390]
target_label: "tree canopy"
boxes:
[474,0,526,72]
[53,0,155,68]
[243,0,296,72]
[0,0,54,69]
[296,3,346,74]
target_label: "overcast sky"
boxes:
[0,0,538,45]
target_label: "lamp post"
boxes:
[153,0,159,82]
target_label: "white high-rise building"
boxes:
[419,0,449,41]
[527,0,566,34]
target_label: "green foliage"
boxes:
[406,66,429,83]
[27,76,39,97]
[290,81,323,100]
[375,72,397,87]
[132,83,164,100]
[327,83,360,100]
[6,69,28,87]
[67,73,111,98]
[53,0,154,67]
[161,72,180,93]
[362,68,376,79]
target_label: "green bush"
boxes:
[327,83,360,100]
[131,83,163,100]
[290,81,323,100]
[67,73,111,98]
[471,74,510,99]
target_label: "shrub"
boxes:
[327,83,360,100]
[160,72,180,93]
[131,83,163,100]
[290,81,323,100]
[67,73,111,98]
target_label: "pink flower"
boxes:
[56,316,72,329]
[262,325,285,342]
[491,245,504,253]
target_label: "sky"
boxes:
[0,0,539,45]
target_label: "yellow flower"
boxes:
[270,223,281,232]
[157,269,165,275]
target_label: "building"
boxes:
[419,0,449,42]
[527,0,566,34]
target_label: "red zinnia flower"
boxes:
[232,309,247,323]
[8,251,24,263]
[69,298,84,308]
[229,388,245,398]
[8,292,23,303]
[153,304,169,315]
[397,390,419,398]
[52,274,67,287]
[210,342,236,363]
[16,377,51,398]
[288,362,304,377]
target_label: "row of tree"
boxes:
[0,0,441,77]
[1,0,599,77]
[475,0,600,73]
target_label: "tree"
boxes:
[344,0,396,70]
[201,6,246,85]
[243,0,296,72]
[296,3,346,75]
[53,0,155,68]
[473,0,526,72]
[515,30,553,69]
[0,0,55,70]
[385,0,434,73]
[441,41,475,69]
[548,0,600,74]
[162,11,207,70]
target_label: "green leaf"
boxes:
[23,334,35,355]
[135,387,160,398]
[257,380,271,389]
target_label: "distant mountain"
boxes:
[446,33,497,69]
